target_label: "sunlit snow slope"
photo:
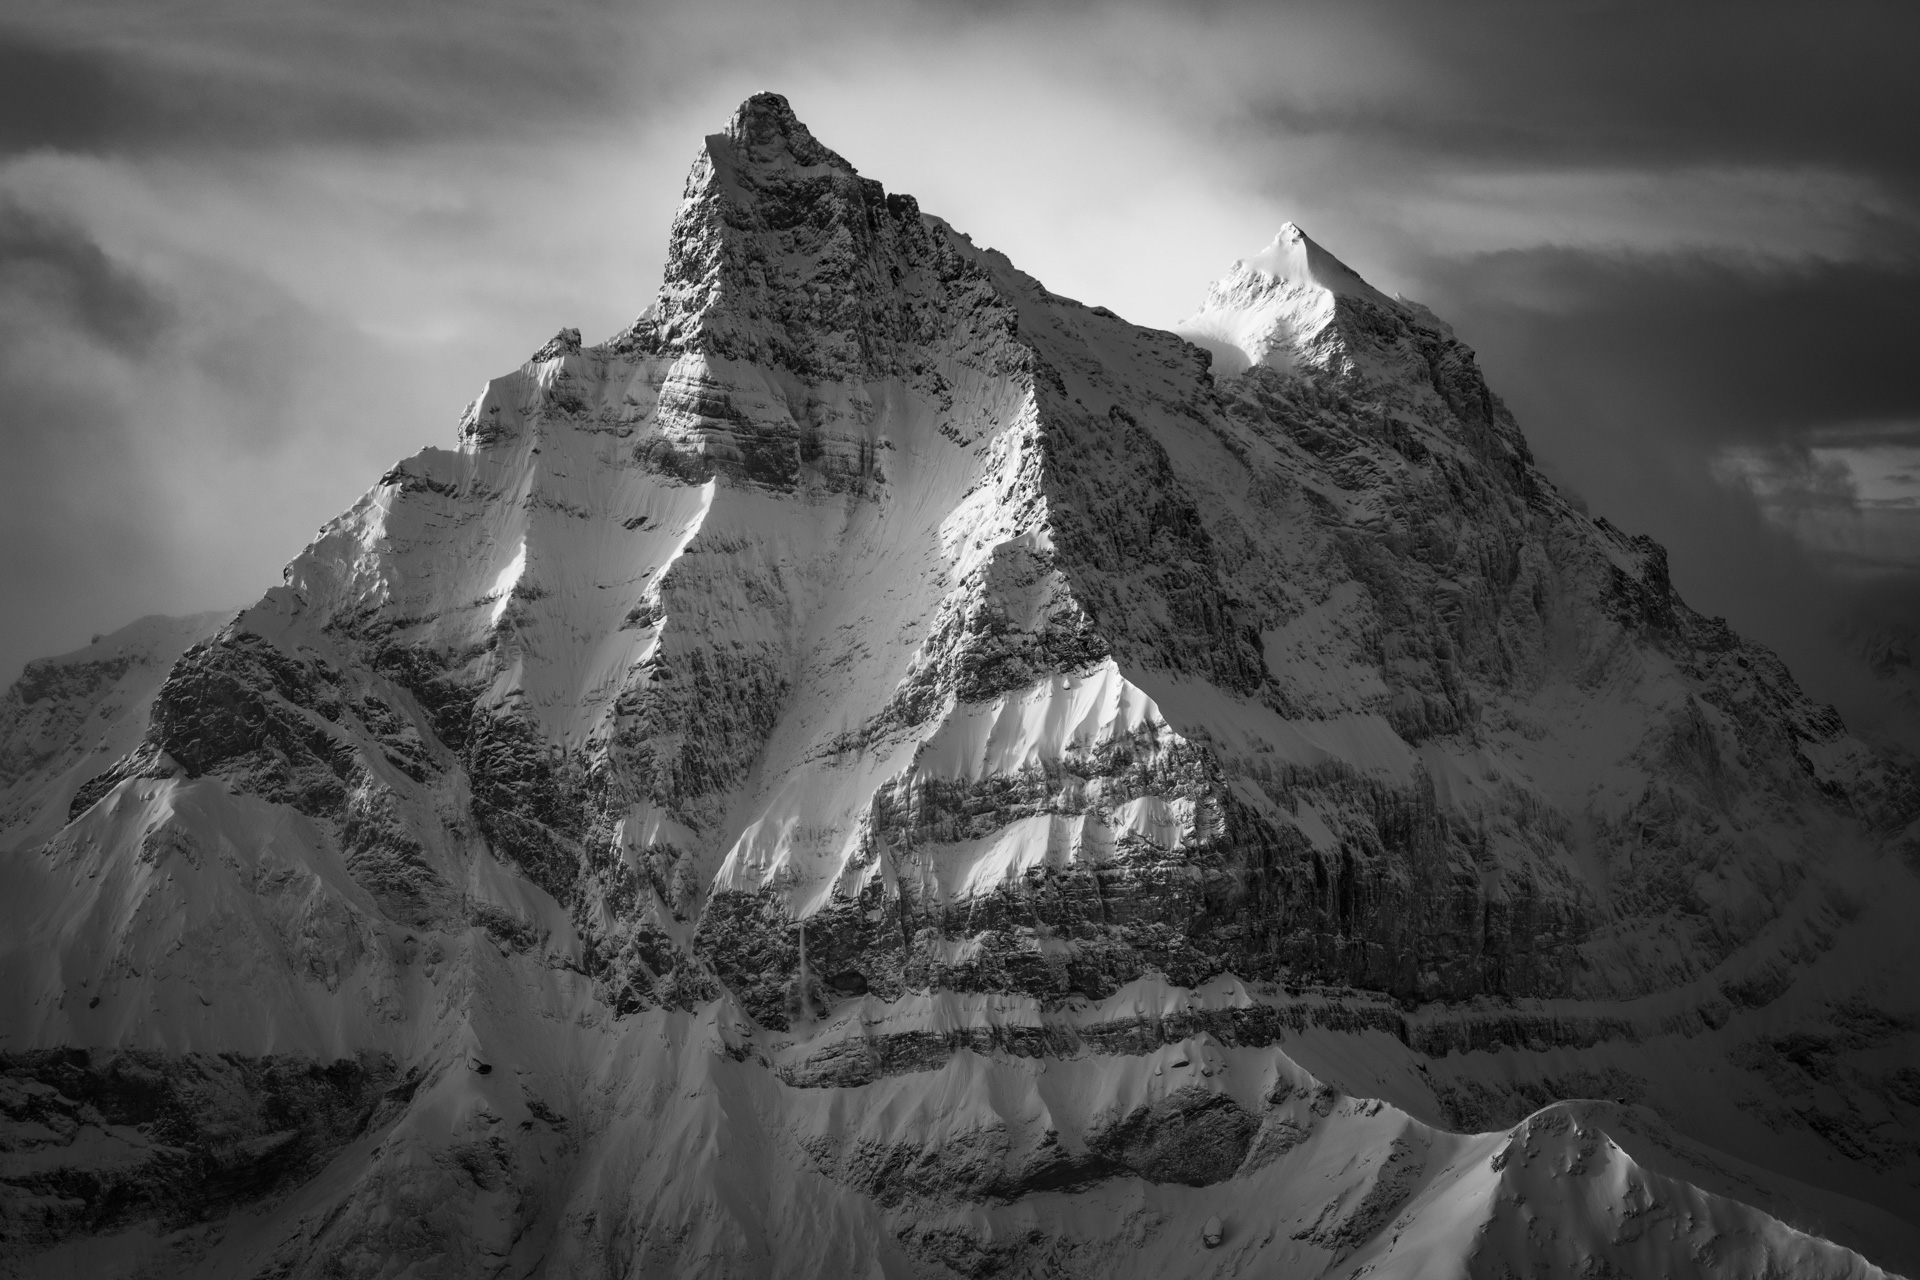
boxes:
[2,94,1917,1279]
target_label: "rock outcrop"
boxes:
[2,94,1916,1279]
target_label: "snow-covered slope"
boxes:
[0,612,228,852]
[2,95,1916,1278]
[1173,222,1394,377]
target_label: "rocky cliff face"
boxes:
[3,95,1917,1279]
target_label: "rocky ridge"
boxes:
[1,94,1916,1278]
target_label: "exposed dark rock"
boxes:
[0,1050,397,1254]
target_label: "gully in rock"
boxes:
[0,92,1916,1280]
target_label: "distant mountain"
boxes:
[0,612,228,847]
[2,94,1915,1279]
[1841,616,1920,756]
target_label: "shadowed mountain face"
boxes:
[3,94,1917,1279]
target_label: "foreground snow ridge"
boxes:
[1,93,1916,1279]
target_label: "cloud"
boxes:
[0,188,463,685]
[1404,243,1920,739]
[1230,0,1920,178]
[1412,249,1920,445]
[1711,425,1920,578]
[0,4,647,158]
[1377,166,1914,266]
[0,0,1916,751]
[0,200,170,350]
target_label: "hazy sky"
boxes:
[4,0,1918,741]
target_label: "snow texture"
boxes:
[1,93,1917,1279]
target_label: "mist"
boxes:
[3,0,1916,744]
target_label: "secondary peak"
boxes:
[1237,223,1388,304]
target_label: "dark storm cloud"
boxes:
[1807,421,1920,450]
[0,33,134,154]
[0,27,422,153]
[0,10,633,157]
[0,199,171,350]
[1418,249,1920,445]
[1235,0,1920,180]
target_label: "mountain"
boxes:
[1841,617,1920,755]
[2,93,1917,1279]
[0,613,228,850]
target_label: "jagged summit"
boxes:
[1172,222,1407,378]
[718,91,852,172]
[2,93,1917,1279]
[622,92,952,382]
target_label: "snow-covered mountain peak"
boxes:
[4,94,1919,1279]
[1239,222,1391,304]
[1174,223,1405,378]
